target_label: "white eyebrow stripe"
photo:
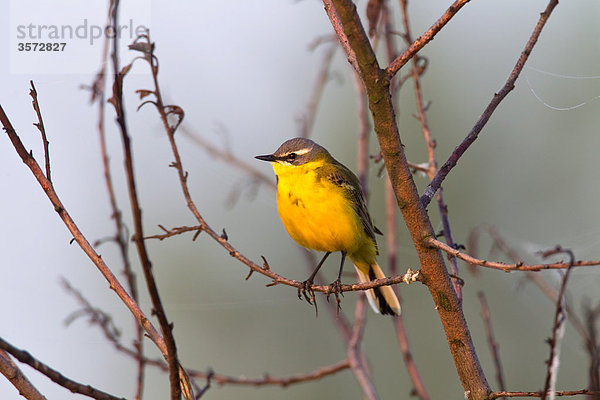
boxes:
[292,147,311,155]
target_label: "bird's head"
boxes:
[255,137,330,167]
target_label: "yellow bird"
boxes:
[256,138,400,315]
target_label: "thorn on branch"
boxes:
[136,89,155,100]
[192,228,202,241]
[260,256,270,271]
[220,229,228,241]
[158,224,169,233]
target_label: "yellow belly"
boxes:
[274,164,364,254]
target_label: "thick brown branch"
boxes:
[326,0,490,398]
[381,8,430,397]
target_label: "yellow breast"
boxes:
[273,160,365,253]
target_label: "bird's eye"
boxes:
[287,153,297,160]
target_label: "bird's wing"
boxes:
[327,167,379,252]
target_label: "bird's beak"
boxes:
[255,154,276,162]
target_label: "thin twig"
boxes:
[105,20,182,399]
[386,0,471,78]
[89,1,146,397]
[347,295,378,400]
[143,353,350,387]
[478,292,506,396]
[421,0,560,207]
[62,279,121,341]
[541,247,575,400]
[427,237,600,272]
[145,225,203,241]
[467,225,592,345]
[387,182,430,399]
[61,280,352,390]
[489,389,600,398]
[397,0,462,300]
[0,104,169,365]
[0,336,125,400]
[583,304,600,398]
[29,80,51,183]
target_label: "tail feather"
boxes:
[354,262,401,316]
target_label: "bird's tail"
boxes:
[353,261,401,316]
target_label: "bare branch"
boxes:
[324,1,490,397]
[322,0,360,75]
[0,97,169,392]
[106,20,183,399]
[427,237,600,272]
[386,0,471,78]
[347,295,378,400]
[489,389,600,398]
[28,80,51,183]
[145,225,203,241]
[0,337,125,400]
[380,7,429,398]
[397,0,462,300]
[87,2,146,396]
[478,292,506,395]
[541,247,575,400]
[583,304,600,397]
[421,0,560,207]
[0,349,47,400]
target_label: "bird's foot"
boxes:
[298,278,316,305]
[326,279,343,313]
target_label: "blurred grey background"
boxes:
[1,0,599,398]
